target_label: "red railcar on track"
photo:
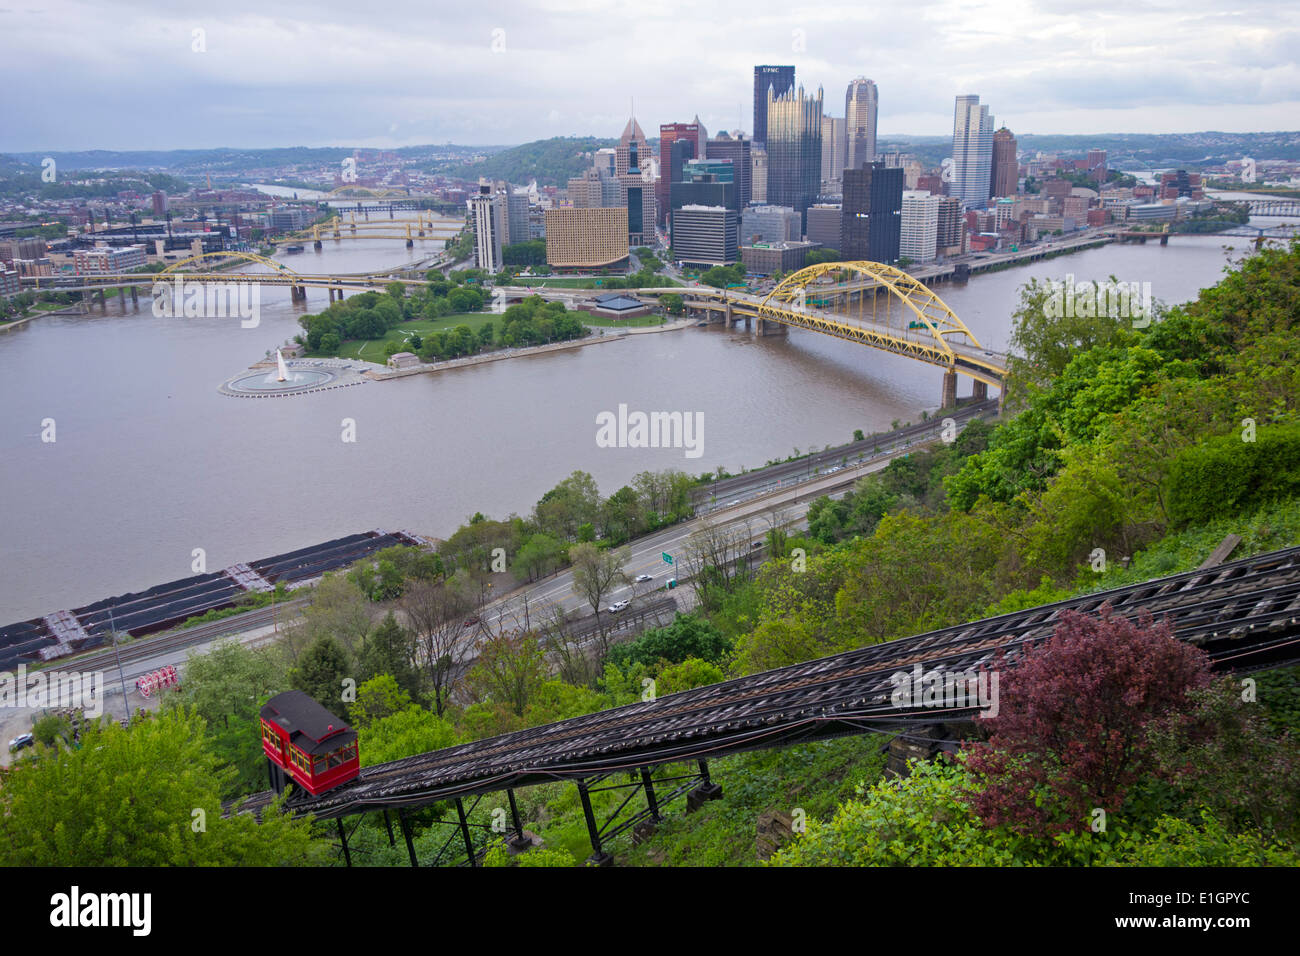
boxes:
[259,690,359,796]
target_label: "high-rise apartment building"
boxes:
[841,162,902,263]
[951,95,995,210]
[765,84,823,231]
[820,115,846,188]
[990,127,1018,199]
[753,65,796,147]
[467,181,504,272]
[900,190,940,263]
[708,132,752,208]
[844,78,878,171]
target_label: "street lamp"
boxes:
[107,607,131,729]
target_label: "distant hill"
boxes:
[438,136,618,187]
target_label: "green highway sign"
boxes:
[662,552,674,565]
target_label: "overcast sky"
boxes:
[2,0,1298,151]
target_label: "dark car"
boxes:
[8,733,34,752]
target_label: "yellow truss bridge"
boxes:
[271,215,463,245]
[666,261,1007,400]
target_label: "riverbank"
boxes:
[367,318,693,380]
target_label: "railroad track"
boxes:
[235,544,1300,820]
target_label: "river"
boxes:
[0,229,1268,621]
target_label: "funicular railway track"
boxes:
[236,545,1300,825]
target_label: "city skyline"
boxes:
[3,0,1298,152]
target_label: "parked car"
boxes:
[8,733,34,752]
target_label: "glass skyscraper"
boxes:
[951,95,995,210]
[844,78,878,172]
[753,65,795,147]
[765,84,823,232]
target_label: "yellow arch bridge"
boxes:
[661,261,1007,405]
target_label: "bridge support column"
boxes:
[130,287,138,308]
[1159,234,1169,246]
[398,808,418,867]
[506,788,531,851]
[576,779,613,866]
[97,290,107,313]
[382,809,396,848]
[941,369,958,409]
[117,287,126,310]
[314,240,323,251]
[973,380,988,402]
[406,239,414,248]
[756,318,786,336]
[744,314,751,331]
[687,758,724,812]
[455,798,478,867]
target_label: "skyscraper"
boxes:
[468,181,504,272]
[844,78,878,171]
[820,115,846,188]
[753,65,795,147]
[951,95,995,210]
[842,162,902,263]
[708,131,752,208]
[617,117,655,245]
[616,116,650,177]
[751,147,768,203]
[900,190,939,263]
[990,127,1018,199]
[1088,148,1108,184]
[659,122,702,225]
[765,83,823,231]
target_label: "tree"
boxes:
[290,635,353,719]
[351,674,414,729]
[465,630,548,716]
[299,572,373,660]
[357,705,459,766]
[963,607,1211,837]
[170,638,286,731]
[569,542,631,653]
[536,470,602,541]
[661,292,684,315]
[680,516,751,613]
[0,710,324,866]
[357,612,422,703]
[512,532,565,582]
[608,612,732,669]
[400,576,475,716]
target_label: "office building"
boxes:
[805,203,842,252]
[151,191,168,216]
[618,130,656,246]
[765,83,823,230]
[269,207,310,232]
[936,196,965,255]
[0,237,47,265]
[708,131,752,208]
[741,240,820,275]
[741,205,801,243]
[990,127,1018,199]
[658,121,703,225]
[505,189,531,245]
[844,78,878,171]
[900,190,939,263]
[951,95,995,209]
[467,182,504,272]
[752,147,768,203]
[842,162,902,263]
[544,207,629,269]
[616,116,650,177]
[671,205,739,267]
[753,65,796,146]
[1088,149,1108,184]
[820,115,846,188]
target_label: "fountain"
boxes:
[276,348,290,382]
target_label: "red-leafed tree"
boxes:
[962,606,1211,837]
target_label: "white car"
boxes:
[606,600,631,613]
[8,733,34,752]
[634,574,654,583]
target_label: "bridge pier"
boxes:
[96,289,107,313]
[1159,234,1169,246]
[117,287,126,310]
[973,380,988,402]
[314,240,323,251]
[756,317,787,336]
[406,239,414,248]
[130,286,138,308]
[941,369,958,409]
